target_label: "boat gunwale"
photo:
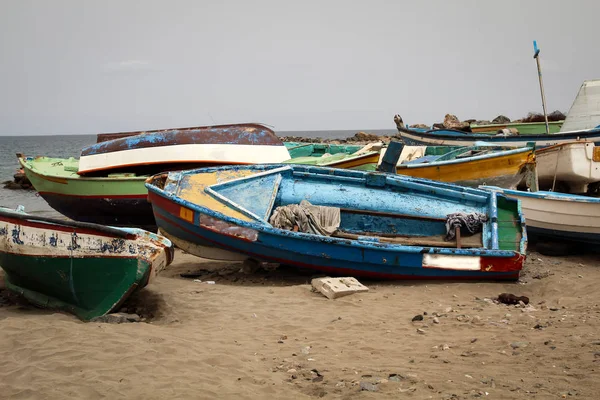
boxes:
[481,186,600,203]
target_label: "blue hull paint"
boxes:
[153,207,519,280]
[147,164,526,281]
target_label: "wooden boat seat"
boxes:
[332,230,483,248]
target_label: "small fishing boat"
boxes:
[146,164,526,280]
[372,142,535,189]
[470,121,563,134]
[0,206,174,320]
[285,142,367,157]
[18,155,155,230]
[284,142,382,169]
[394,116,600,147]
[481,187,600,244]
[536,141,600,193]
[78,123,291,175]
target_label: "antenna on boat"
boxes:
[533,40,550,135]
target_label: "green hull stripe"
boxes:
[1,253,151,320]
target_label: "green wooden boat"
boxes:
[0,206,174,321]
[284,142,366,157]
[470,121,563,134]
[20,143,384,228]
[19,155,153,230]
[283,142,382,169]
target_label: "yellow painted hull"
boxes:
[396,149,535,188]
[327,152,381,169]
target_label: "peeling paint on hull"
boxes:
[0,207,173,321]
[147,164,526,281]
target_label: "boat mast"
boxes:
[533,40,550,135]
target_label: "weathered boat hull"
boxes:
[19,156,155,230]
[0,207,174,320]
[481,187,600,244]
[394,147,534,189]
[536,142,600,193]
[397,126,600,147]
[79,123,291,175]
[147,165,526,281]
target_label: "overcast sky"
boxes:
[1,0,598,135]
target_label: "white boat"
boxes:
[78,123,291,175]
[536,141,600,193]
[481,186,600,244]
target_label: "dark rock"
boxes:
[409,124,429,129]
[90,312,141,324]
[510,341,528,349]
[497,293,529,305]
[443,114,470,130]
[360,382,379,392]
[492,115,511,124]
[349,132,380,142]
[412,314,424,322]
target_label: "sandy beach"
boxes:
[0,247,599,399]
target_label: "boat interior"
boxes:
[149,166,524,252]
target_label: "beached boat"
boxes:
[146,164,527,280]
[285,142,366,157]
[371,143,536,189]
[394,116,600,147]
[18,155,155,230]
[470,121,563,134]
[0,206,174,320]
[481,187,600,244]
[19,145,381,230]
[284,142,382,169]
[78,123,292,175]
[536,141,600,193]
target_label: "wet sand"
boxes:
[0,248,599,399]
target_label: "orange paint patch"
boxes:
[179,206,194,222]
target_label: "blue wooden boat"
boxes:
[145,165,527,280]
[394,116,600,147]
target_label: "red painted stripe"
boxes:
[0,215,137,239]
[148,191,182,216]
[155,212,256,243]
[480,254,524,272]
[39,191,148,200]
